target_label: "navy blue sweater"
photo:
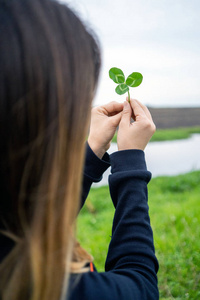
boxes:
[0,144,159,299]
[68,144,159,299]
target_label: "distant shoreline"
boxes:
[148,107,200,129]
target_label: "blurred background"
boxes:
[61,0,200,109]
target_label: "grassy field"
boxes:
[112,126,200,143]
[77,171,200,300]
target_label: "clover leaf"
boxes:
[109,67,143,101]
[109,67,125,84]
[115,84,129,95]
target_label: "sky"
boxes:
[61,0,200,107]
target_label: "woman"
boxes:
[0,0,159,299]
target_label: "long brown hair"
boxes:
[0,0,101,299]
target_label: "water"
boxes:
[93,134,200,187]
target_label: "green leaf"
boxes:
[126,72,143,87]
[109,67,125,84]
[115,84,129,95]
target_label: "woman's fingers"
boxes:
[110,111,123,127]
[130,99,153,121]
[88,101,124,158]
[117,99,156,151]
[130,99,147,119]
[120,101,132,127]
[101,101,124,115]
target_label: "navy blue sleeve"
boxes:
[81,143,110,208]
[69,149,159,300]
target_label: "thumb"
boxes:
[120,101,131,126]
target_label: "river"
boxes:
[93,134,200,187]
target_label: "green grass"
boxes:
[112,126,200,143]
[77,171,200,300]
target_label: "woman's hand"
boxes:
[88,101,123,158]
[117,99,156,151]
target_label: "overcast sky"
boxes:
[61,0,200,107]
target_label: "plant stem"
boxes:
[127,90,130,102]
